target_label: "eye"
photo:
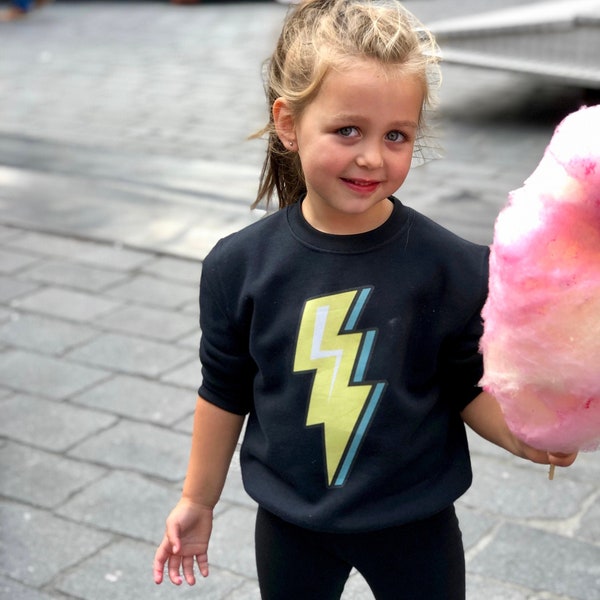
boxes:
[385,130,406,143]
[337,126,359,138]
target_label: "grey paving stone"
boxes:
[12,286,122,322]
[68,420,190,481]
[0,275,39,303]
[0,248,41,274]
[467,427,518,461]
[65,332,187,377]
[66,243,154,272]
[140,256,201,284]
[0,349,109,398]
[181,296,200,314]
[0,500,111,587]
[20,258,128,292]
[56,471,180,543]
[0,3,281,167]
[209,505,257,578]
[468,430,567,478]
[465,574,543,600]
[0,226,23,243]
[6,232,103,261]
[172,410,195,435]
[0,312,98,355]
[71,373,194,425]
[220,455,256,511]
[106,274,196,309]
[462,454,596,521]
[456,504,499,551]
[160,358,201,390]
[568,450,600,481]
[7,232,152,271]
[0,575,56,600]
[176,329,201,350]
[225,580,261,600]
[96,304,196,342]
[0,306,12,324]
[0,441,106,509]
[0,394,116,452]
[468,523,600,600]
[575,499,600,545]
[56,538,247,600]
[1,161,259,261]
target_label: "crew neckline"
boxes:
[287,196,411,254]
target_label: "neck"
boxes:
[301,198,394,235]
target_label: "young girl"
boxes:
[153,1,575,597]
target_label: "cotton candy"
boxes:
[480,104,600,454]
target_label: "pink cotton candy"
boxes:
[480,105,600,454]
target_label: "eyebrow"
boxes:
[331,114,418,129]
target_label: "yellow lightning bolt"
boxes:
[294,289,378,486]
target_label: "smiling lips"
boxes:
[341,177,381,193]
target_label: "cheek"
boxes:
[390,153,413,177]
[303,148,347,178]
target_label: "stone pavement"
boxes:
[0,2,599,599]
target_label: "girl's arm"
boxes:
[182,395,245,505]
[461,391,577,467]
[153,395,245,585]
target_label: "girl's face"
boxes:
[277,59,423,235]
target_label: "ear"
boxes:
[273,98,297,149]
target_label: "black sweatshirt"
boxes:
[199,197,489,533]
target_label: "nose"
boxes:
[356,140,384,169]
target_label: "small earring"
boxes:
[289,141,294,147]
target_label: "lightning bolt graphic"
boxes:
[294,288,386,487]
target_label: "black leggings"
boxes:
[255,505,465,600]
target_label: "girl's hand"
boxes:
[153,498,214,585]
[514,439,578,469]
[462,392,578,471]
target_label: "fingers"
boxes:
[520,444,552,465]
[517,440,579,469]
[165,519,181,555]
[182,555,197,585]
[153,536,171,585]
[548,451,578,468]
[153,535,208,585]
[155,553,206,586]
[197,553,210,578]
[152,561,164,584]
[547,451,577,480]
[168,554,184,586]
[163,520,184,584]
[153,530,185,586]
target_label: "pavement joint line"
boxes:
[0,219,205,264]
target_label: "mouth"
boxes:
[341,177,381,193]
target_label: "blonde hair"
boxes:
[252,0,440,209]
